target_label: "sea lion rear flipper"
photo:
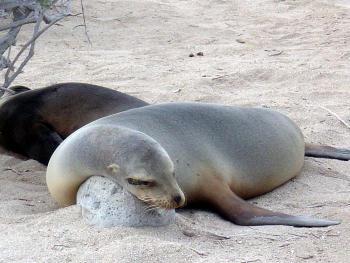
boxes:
[25,123,63,165]
[208,185,340,227]
[305,143,350,161]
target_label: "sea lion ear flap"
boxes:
[1,85,31,98]
[9,85,31,93]
[107,163,120,174]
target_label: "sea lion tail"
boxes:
[305,143,350,161]
[208,185,340,227]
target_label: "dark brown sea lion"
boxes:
[0,82,148,165]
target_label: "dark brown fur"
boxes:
[0,83,148,165]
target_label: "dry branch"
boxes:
[0,0,72,94]
[80,0,91,45]
[319,106,350,130]
[3,13,67,89]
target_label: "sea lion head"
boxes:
[102,128,186,210]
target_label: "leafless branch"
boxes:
[0,7,32,56]
[4,10,43,89]
[4,13,66,89]
[0,86,15,94]
[319,106,350,130]
[0,0,36,10]
[80,0,91,45]
[0,0,72,93]
[0,14,37,31]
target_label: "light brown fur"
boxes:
[47,103,343,227]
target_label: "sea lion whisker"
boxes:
[144,204,161,213]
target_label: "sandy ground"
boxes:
[1,0,350,262]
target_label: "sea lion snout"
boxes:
[172,192,185,208]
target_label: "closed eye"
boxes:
[127,178,156,187]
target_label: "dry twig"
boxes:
[80,0,91,45]
[319,106,350,130]
[189,247,208,256]
[0,0,73,93]
[3,13,66,89]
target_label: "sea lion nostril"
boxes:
[173,195,182,205]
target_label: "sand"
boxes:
[1,0,349,262]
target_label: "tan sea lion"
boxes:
[47,103,349,227]
[0,82,148,165]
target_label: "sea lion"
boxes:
[0,82,148,165]
[46,103,349,227]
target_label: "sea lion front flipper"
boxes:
[208,185,340,227]
[25,122,63,165]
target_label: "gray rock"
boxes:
[77,176,176,227]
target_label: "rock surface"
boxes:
[77,176,176,227]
